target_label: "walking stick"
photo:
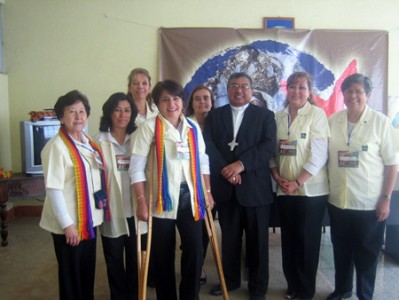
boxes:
[202,177,229,300]
[137,144,155,300]
[136,219,142,285]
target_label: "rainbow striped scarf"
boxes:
[154,116,206,221]
[59,127,110,240]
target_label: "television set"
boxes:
[20,120,61,175]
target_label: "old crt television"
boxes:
[20,120,61,175]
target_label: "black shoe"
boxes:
[326,291,352,300]
[298,292,313,300]
[250,296,265,300]
[210,284,238,296]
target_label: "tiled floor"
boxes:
[1,217,398,299]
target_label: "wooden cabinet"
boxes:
[0,174,45,246]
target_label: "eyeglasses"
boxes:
[228,83,251,90]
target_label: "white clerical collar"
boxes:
[228,103,249,151]
[230,103,249,111]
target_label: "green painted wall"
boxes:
[3,0,399,171]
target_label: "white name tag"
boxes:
[338,151,359,168]
[176,142,190,160]
[116,154,130,171]
[279,140,297,156]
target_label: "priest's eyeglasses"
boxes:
[228,83,251,90]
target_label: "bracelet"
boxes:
[382,194,391,200]
[136,195,144,200]
[206,189,211,193]
[295,179,301,187]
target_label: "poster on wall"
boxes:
[159,28,388,116]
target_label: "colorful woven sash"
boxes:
[186,117,206,221]
[59,127,110,240]
[154,116,206,221]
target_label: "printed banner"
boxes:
[159,28,388,115]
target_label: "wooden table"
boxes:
[0,173,45,246]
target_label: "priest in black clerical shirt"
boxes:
[204,72,276,300]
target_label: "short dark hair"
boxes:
[227,72,253,88]
[185,85,215,116]
[152,80,185,106]
[99,92,137,134]
[284,71,316,106]
[341,73,373,95]
[54,90,90,120]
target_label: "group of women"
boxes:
[39,68,215,300]
[39,69,397,300]
[271,72,398,300]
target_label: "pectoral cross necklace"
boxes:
[228,139,239,151]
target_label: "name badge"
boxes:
[176,142,190,160]
[338,151,359,168]
[94,189,107,209]
[116,154,130,171]
[279,140,297,156]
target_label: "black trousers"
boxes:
[328,203,386,300]
[101,217,138,300]
[52,229,97,300]
[277,195,327,298]
[152,183,203,300]
[217,195,270,297]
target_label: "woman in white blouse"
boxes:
[270,72,330,300]
[40,90,108,300]
[127,68,158,126]
[327,73,398,300]
[129,80,214,300]
[96,92,139,300]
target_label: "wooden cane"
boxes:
[137,144,155,300]
[202,177,229,300]
[136,219,142,287]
